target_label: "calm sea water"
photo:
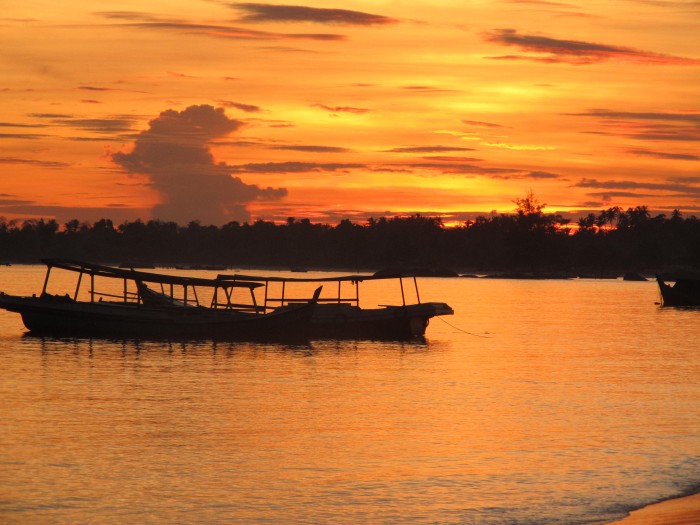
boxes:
[1,265,698,525]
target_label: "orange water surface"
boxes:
[1,265,698,524]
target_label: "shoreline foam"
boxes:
[606,493,700,524]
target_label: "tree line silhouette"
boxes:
[1,198,698,275]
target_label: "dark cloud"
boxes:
[671,176,700,184]
[630,129,700,142]
[462,120,505,128]
[585,127,700,142]
[577,201,611,208]
[27,113,73,119]
[68,136,125,142]
[11,112,135,136]
[0,157,70,168]
[0,133,47,140]
[96,11,160,21]
[98,12,346,41]
[168,71,199,79]
[571,109,700,123]
[585,191,659,200]
[229,158,553,180]
[0,121,46,128]
[227,154,563,182]
[570,109,700,142]
[400,85,458,93]
[0,197,34,206]
[112,104,287,225]
[394,161,557,179]
[213,139,266,148]
[48,117,135,134]
[528,170,560,179]
[627,148,700,161]
[386,146,476,153]
[270,145,351,153]
[78,84,149,95]
[422,156,484,162]
[78,85,114,91]
[312,104,371,114]
[218,100,262,113]
[573,177,700,195]
[239,117,295,128]
[229,161,364,173]
[484,28,700,65]
[230,3,398,25]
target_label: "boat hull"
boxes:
[656,277,700,307]
[304,302,454,339]
[0,293,315,341]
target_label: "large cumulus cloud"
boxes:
[112,105,287,225]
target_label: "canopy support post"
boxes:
[41,265,52,295]
[74,271,83,301]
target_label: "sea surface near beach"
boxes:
[0,265,698,525]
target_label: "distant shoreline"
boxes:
[4,262,696,282]
[605,492,700,524]
[1,212,698,278]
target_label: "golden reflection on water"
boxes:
[0,266,699,524]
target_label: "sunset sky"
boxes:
[2,0,699,226]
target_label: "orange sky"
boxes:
[2,0,699,226]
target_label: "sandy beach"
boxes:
[607,493,700,525]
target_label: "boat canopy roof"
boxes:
[41,259,264,289]
[217,272,410,284]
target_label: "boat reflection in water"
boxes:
[0,259,454,341]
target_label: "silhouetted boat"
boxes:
[218,272,454,339]
[0,259,320,340]
[656,275,700,307]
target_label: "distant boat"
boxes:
[218,271,454,339]
[656,275,700,307]
[0,259,320,340]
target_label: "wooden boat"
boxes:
[656,275,700,307]
[218,271,454,339]
[0,259,320,340]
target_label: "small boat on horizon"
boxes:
[656,275,700,307]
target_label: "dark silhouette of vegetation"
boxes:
[1,197,698,275]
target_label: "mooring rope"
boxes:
[436,316,493,338]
